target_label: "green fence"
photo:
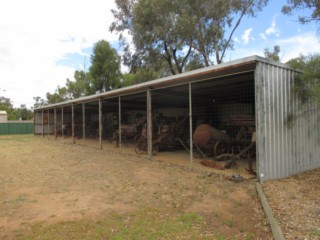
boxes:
[0,122,34,135]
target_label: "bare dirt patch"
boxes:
[0,135,272,239]
[263,168,320,240]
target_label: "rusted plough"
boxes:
[135,116,188,155]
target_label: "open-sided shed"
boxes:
[34,56,320,181]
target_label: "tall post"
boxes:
[47,109,50,136]
[118,96,122,149]
[82,103,86,140]
[99,99,103,150]
[33,111,36,135]
[42,109,44,137]
[147,89,153,160]
[61,107,64,138]
[54,108,57,140]
[189,83,194,171]
[72,104,75,144]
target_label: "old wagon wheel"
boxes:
[235,126,251,156]
[135,137,147,155]
[213,140,229,159]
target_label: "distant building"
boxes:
[0,111,8,123]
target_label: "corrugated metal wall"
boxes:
[0,122,34,135]
[34,111,56,134]
[256,62,320,181]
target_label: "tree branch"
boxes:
[220,0,254,63]
[163,42,176,75]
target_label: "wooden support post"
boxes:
[61,107,64,138]
[54,108,57,140]
[42,109,44,137]
[189,83,193,171]
[147,89,152,160]
[33,111,36,135]
[47,109,50,136]
[99,99,103,150]
[72,104,75,144]
[118,96,122,149]
[82,103,85,140]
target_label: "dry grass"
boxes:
[0,135,272,239]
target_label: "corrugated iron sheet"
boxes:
[256,62,320,181]
[0,122,34,135]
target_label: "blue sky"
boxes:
[0,0,319,107]
[230,0,319,62]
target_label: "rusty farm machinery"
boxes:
[192,115,256,175]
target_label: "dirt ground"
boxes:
[263,168,320,240]
[1,135,271,239]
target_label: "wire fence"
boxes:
[35,72,256,178]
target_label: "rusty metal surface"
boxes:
[193,124,230,149]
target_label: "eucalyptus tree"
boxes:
[46,86,70,104]
[110,0,269,75]
[111,0,194,75]
[66,70,92,98]
[89,40,122,93]
[187,0,269,65]
[264,45,280,61]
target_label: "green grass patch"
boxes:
[16,209,211,240]
[309,228,320,237]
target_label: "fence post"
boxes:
[118,96,122,149]
[72,104,75,144]
[189,83,193,171]
[99,99,103,150]
[54,108,57,139]
[82,103,86,140]
[147,89,153,160]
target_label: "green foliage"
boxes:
[89,40,121,93]
[33,96,46,108]
[66,70,92,98]
[0,96,33,120]
[284,54,320,128]
[264,45,280,61]
[43,40,121,105]
[287,54,320,106]
[122,68,158,86]
[46,86,70,104]
[110,0,269,75]
[0,96,13,113]
[282,0,320,26]
[309,228,320,237]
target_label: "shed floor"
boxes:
[42,135,257,180]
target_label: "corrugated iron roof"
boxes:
[35,55,296,110]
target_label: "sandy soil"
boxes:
[0,135,272,239]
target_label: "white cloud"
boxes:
[0,0,118,107]
[241,28,253,45]
[233,37,240,43]
[260,16,280,40]
[277,32,320,62]
[229,31,320,64]
[266,19,277,35]
[260,33,267,40]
